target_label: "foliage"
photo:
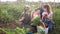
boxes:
[0,28,15,34]
[0,27,26,34]
[31,15,40,26]
[37,26,45,34]
[0,5,24,23]
[14,27,25,34]
[52,7,60,34]
[0,3,60,34]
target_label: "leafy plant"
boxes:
[0,28,15,34]
[31,15,40,26]
[0,5,24,23]
[14,27,25,34]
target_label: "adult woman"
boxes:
[19,5,31,28]
[42,4,53,32]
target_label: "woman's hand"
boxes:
[19,16,24,22]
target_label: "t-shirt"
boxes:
[42,12,48,18]
[21,12,31,24]
[42,11,53,23]
[42,11,53,19]
[23,13,31,23]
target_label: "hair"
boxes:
[44,4,51,13]
[24,5,30,12]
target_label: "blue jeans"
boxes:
[42,18,53,31]
[47,21,53,31]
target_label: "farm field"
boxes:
[0,3,60,34]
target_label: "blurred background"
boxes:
[0,0,60,34]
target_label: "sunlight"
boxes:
[0,0,17,2]
[0,0,60,2]
[26,0,60,2]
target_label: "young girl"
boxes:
[42,4,53,33]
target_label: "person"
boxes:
[36,4,49,34]
[19,5,31,28]
[39,4,44,19]
[42,4,53,33]
[31,3,44,33]
[31,8,40,33]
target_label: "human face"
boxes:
[25,7,29,10]
[43,8,47,12]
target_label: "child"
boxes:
[39,5,52,34]
[42,4,53,34]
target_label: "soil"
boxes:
[0,20,22,29]
[0,30,6,34]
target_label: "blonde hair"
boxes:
[24,5,30,12]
